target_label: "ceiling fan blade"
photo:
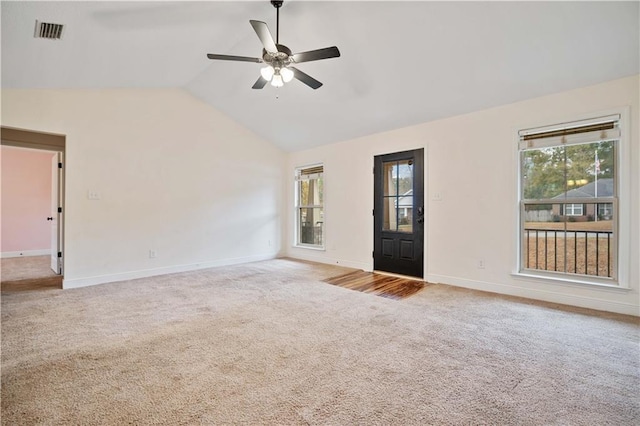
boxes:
[249,20,278,53]
[292,46,341,64]
[290,67,323,90]
[252,76,269,89]
[207,53,262,63]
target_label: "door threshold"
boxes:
[373,270,425,281]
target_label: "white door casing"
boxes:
[50,152,61,274]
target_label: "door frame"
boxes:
[1,126,66,275]
[373,148,425,278]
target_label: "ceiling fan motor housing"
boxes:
[263,44,292,66]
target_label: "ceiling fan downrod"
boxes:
[271,0,283,44]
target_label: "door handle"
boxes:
[47,217,53,221]
[417,217,424,224]
[417,207,424,216]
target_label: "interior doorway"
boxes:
[1,127,65,291]
[373,148,424,278]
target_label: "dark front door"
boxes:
[374,149,424,278]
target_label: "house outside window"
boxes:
[519,114,620,283]
[295,164,324,248]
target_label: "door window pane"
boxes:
[382,159,414,233]
[383,162,397,196]
[398,206,413,233]
[397,160,413,195]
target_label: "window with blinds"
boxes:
[518,114,620,282]
[295,164,324,248]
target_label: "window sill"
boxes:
[293,244,325,251]
[511,271,631,292]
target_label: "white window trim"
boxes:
[294,163,325,250]
[515,107,631,289]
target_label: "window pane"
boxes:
[522,140,616,201]
[523,203,614,278]
[567,203,615,277]
[564,140,615,199]
[299,180,309,205]
[521,146,565,199]
[299,207,324,245]
[298,177,323,206]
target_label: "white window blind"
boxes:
[295,165,323,181]
[519,114,620,150]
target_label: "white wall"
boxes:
[286,75,640,316]
[2,89,285,288]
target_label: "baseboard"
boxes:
[285,251,370,272]
[62,253,278,289]
[1,249,51,259]
[427,273,640,317]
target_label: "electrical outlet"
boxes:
[477,259,485,269]
[149,250,157,259]
[87,190,101,200]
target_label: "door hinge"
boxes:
[58,162,63,169]
[58,207,62,213]
[57,252,62,258]
[372,209,374,216]
[372,251,374,258]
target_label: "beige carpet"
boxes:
[1,258,638,425]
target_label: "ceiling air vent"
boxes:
[34,20,64,40]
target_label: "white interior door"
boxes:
[50,153,60,274]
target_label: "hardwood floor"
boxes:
[1,276,63,292]
[324,270,426,300]
[1,255,62,292]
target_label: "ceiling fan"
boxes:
[206,0,340,90]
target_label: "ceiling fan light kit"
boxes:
[206,0,340,90]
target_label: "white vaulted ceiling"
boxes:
[2,1,639,151]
